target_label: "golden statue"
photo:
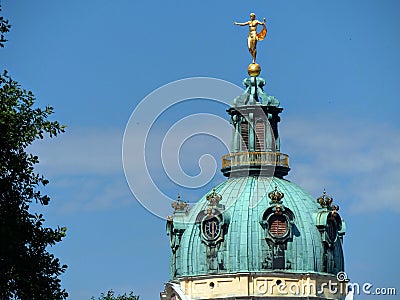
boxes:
[234,13,267,64]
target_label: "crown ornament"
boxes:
[317,189,333,208]
[206,188,222,207]
[268,186,284,203]
[171,194,189,213]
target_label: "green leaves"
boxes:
[1,6,68,298]
[0,71,65,148]
[91,290,139,300]
[0,70,68,299]
[0,4,10,47]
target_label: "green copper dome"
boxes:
[167,177,345,279]
[166,76,346,285]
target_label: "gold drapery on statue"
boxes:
[257,24,267,41]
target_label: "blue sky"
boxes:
[1,1,400,299]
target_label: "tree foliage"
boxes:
[0,5,11,47]
[0,6,68,298]
[90,290,139,300]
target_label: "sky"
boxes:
[1,0,400,299]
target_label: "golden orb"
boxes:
[247,63,261,77]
